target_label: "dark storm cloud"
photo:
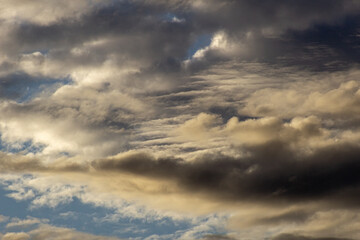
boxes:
[1,2,201,94]
[188,0,359,32]
[283,16,360,70]
[92,142,360,205]
[3,0,360,75]
[7,1,196,61]
[272,233,353,240]
[249,16,360,71]
[146,0,360,31]
[186,16,360,73]
[182,0,360,72]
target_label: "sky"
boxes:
[0,0,360,239]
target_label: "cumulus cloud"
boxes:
[243,79,360,119]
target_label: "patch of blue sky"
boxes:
[52,199,195,239]
[0,178,107,234]
[0,73,72,103]
[162,13,180,21]
[160,12,187,25]
[0,135,45,154]
[0,178,226,239]
[58,151,73,157]
[0,187,30,219]
[186,34,212,59]
[20,77,71,103]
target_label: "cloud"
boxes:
[146,0,360,32]
[243,79,360,119]
[0,110,357,206]
[0,97,134,160]
[26,224,123,240]
[2,0,359,83]
[0,0,112,25]
[225,115,325,146]
[272,233,353,240]
[200,235,237,240]
[176,113,221,141]
[1,221,123,240]
[2,232,30,240]
[0,215,9,223]
[91,138,360,205]
[6,217,47,231]
[3,146,360,239]
[253,209,311,226]
[0,0,360,239]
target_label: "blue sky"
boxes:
[0,182,194,239]
[0,173,229,239]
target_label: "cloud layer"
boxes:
[1,0,360,239]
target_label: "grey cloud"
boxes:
[254,209,311,225]
[2,1,360,239]
[0,0,112,25]
[200,234,237,240]
[92,142,360,205]
[186,19,360,74]
[181,0,360,72]
[6,2,195,62]
[0,3,200,93]
[0,153,45,172]
[3,0,360,77]
[146,0,360,32]
[0,151,89,173]
[272,233,353,240]
[190,0,359,32]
